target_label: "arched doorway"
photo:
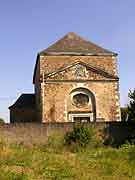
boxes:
[68,88,96,122]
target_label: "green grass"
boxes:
[0,140,135,180]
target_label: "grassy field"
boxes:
[0,138,135,180]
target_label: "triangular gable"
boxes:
[33,32,117,84]
[43,61,118,81]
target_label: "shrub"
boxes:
[64,123,98,149]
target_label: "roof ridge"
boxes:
[39,32,117,56]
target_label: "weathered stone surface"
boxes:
[45,61,117,81]
[32,48,120,122]
[34,57,120,122]
[40,56,117,77]
[0,122,134,145]
[40,81,120,122]
[9,33,121,123]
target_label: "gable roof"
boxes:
[9,94,35,109]
[33,32,118,83]
[40,32,117,56]
[44,61,118,80]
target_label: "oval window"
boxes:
[73,93,89,107]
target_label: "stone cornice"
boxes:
[40,79,119,83]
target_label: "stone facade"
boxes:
[9,32,121,123]
[36,56,120,122]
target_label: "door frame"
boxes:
[69,113,93,122]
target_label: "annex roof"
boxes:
[9,94,35,109]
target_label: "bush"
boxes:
[64,124,98,149]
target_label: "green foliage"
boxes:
[0,118,5,124]
[120,88,135,121]
[120,142,135,168]
[128,89,135,121]
[0,170,29,180]
[103,134,127,148]
[46,132,65,153]
[64,124,100,150]
[121,106,129,121]
[0,140,135,179]
[128,145,135,163]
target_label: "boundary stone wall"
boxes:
[0,122,134,145]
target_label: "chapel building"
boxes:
[9,32,121,123]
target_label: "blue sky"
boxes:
[0,0,135,122]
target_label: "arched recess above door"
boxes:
[68,87,96,122]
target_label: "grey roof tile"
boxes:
[9,94,35,109]
[40,32,117,56]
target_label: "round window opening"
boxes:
[72,93,89,107]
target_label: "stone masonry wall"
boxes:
[40,55,117,76]
[10,108,37,123]
[34,55,120,122]
[0,122,134,145]
[42,81,120,122]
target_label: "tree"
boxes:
[128,89,135,121]
[121,107,129,121]
[0,118,5,124]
